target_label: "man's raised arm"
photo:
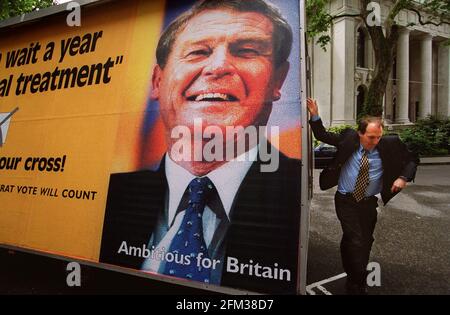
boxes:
[307,98,341,146]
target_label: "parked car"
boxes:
[314,143,337,169]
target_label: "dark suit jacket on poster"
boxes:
[100,152,301,294]
[310,118,419,205]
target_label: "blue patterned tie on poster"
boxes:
[163,177,214,283]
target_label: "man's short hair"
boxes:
[155,0,293,69]
[357,116,384,134]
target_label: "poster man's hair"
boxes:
[155,0,293,69]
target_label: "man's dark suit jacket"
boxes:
[310,118,419,205]
[100,153,301,294]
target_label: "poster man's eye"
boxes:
[187,48,210,58]
[238,48,259,56]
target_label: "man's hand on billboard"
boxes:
[306,98,319,117]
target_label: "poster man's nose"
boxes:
[203,46,233,78]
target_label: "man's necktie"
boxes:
[352,150,370,202]
[163,177,214,283]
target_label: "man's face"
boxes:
[358,122,383,151]
[151,9,289,136]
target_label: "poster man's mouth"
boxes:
[186,93,239,102]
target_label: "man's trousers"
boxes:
[334,191,378,286]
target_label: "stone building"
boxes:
[309,0,450,127]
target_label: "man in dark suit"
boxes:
[100,0,301,294]
[307,98,419,294]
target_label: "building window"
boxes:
[357,85,366,117]
[357,28,366,68]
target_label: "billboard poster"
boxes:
[0,0,304,294]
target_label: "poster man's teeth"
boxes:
[195,93,229,101]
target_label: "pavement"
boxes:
[306,162,450,295]
[419,156,450,165]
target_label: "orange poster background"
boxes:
[0,0,165,261]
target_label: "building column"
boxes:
[396,28,410,123]
[419,34,433,119]
[437,43,450,117]
[331,17,355,126]
[312,33,332,126]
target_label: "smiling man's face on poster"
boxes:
[151,8,289,165]
[152,9,288,130]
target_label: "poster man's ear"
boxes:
[272,61,290,101]
[150,65,162,100]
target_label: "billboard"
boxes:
[0,0,306,294]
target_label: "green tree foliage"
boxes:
[306,0,336,50]
[400,116,450,156]
[306,0,450,117]
[0,0,54,21]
